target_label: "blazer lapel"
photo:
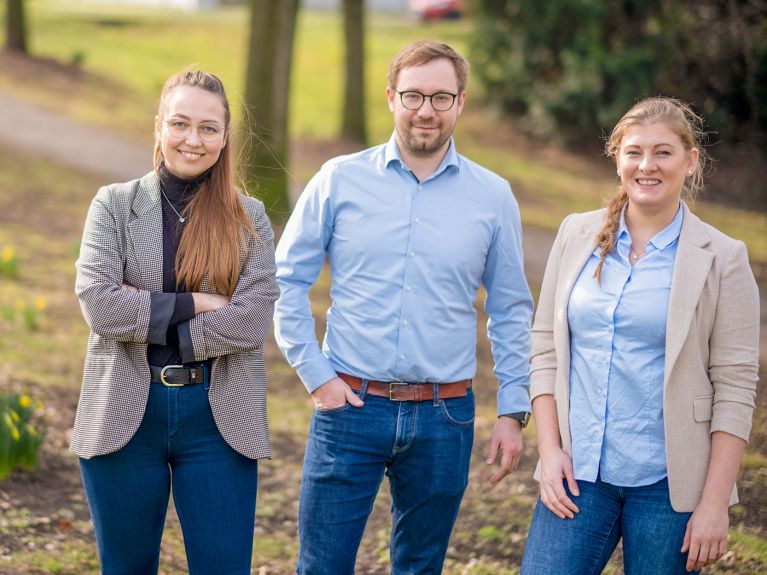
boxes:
[664,204,713,382]
[128,172,164,291]
[555,219,600,386]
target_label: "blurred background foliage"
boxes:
[470,0,767,209]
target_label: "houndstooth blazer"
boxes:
[71,171,279,460]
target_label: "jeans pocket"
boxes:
[314,402,353,415]
[439,392,475,428]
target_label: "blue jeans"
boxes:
[521,477,697,575]
[79,378,259,575]
[296,382,475,575]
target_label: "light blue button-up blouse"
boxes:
[568,204,683,486]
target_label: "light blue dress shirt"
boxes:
[274,134,533,415]
[568,204,683,486]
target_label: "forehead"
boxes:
[621,122,685,147]
[163,86,226,122]
[395,58,459,92]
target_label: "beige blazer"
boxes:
[72,172,280,460]
[530,203,759,512]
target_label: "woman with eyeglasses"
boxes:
[72,70,279,574]
[520,97,759,574]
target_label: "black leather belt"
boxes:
[150,364,207,387]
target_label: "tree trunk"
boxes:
[242,0,299,221]
[341,0,367,145]
[6,0,28,54]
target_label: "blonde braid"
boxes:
[593,187,628,285]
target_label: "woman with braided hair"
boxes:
[520,97,759,574]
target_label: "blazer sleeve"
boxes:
[708,240,760,441]
[75,185,156,343]
[180,198,280,362]
[529,214,572,401]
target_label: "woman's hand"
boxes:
[121,283,138,292]
[538,446,580,519]
[681,499,729,572]
[191,292,230,313]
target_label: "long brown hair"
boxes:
[593,97,708,283]
[153,70,258,297]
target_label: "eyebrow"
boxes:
[623,142,676,148]
[166,114,223,125]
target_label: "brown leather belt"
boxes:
[338,373,471,402]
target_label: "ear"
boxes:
[386,86,396,113]
[687,147,700,174]
[455,91,467,117]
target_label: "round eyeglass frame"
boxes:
[164,119,227,143]
[396,90,458,112]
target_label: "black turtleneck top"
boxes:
[145,163,208,367]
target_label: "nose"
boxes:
[184,127,202,146]
[639,153,656,173]
[416,97,436,118]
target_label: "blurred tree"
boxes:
[341,0,367,145]
[242,0,299,221]
[5,0,28,54]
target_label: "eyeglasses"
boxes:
[397,90,458,112]
[164,119,226,142]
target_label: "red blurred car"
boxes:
[409,0,464,21]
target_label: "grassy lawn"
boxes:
[0,2,765,574]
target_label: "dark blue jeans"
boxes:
[521,477,697,575]
[79,379,259,575]
[296,383,475,575]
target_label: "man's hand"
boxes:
[311,377,364,411]
[485,416,523,484]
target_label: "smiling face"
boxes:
[154,86,227,179]
[616,122,699,216]
[386,57,465,159]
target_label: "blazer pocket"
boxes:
[693,395,714,423]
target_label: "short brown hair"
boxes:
[388,40,469,93]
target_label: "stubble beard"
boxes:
[399,121,452,158]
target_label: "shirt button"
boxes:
[402,320,409,326]
[405,285,411,292]
[410,251,415,257]
[415,217,420,223]
[399,354,406,360]
[417,185,423,190]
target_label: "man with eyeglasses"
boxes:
[274,40,533,574]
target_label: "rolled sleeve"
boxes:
[708,241,759,441]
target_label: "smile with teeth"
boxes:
[179,151,204,160]
[637,178,661,185]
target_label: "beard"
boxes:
[397,120,453,157]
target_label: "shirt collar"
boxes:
[384,132,460,179]
[618,202,684,251]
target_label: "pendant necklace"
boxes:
[160,187,187,223]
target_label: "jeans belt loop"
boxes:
[432,381,440,406]
[359,378,369,399]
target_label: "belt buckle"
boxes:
[387,381,408,401]
[160,365,185,387]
